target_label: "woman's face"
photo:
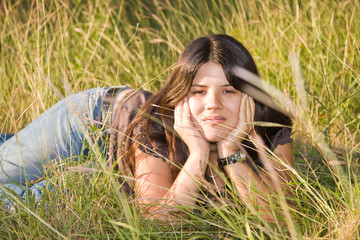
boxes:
[188,62,243,142]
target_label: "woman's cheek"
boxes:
[188,98,201,117]
[230,96,242,113]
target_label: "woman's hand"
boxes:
[217,94,255,157]
[134,98,213,217]
[174,98,210,155]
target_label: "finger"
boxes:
[243,96,251,135]
[237,94,248,135]
[174,100,183,127]
[249,96,255,124]
[183,98,192,127]
[239,94,247,121]
[246,96,252,126]
[248,96,256,132]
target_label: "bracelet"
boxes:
[218,149,247,167]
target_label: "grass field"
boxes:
[0,0,359,239]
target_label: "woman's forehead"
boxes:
[192,62,229,86]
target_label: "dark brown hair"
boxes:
[119,34,291,177]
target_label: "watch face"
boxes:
[218,150,247,167]
[234,151,246,161]
[238,151,247,161]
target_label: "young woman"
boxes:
[0,34,293,221]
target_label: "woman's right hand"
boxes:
[134,98,211,214]
[174,98,210,155]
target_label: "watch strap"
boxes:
[218,149,247,167]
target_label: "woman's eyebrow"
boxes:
[191,84,232,87]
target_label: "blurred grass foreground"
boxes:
[0,0,359,239]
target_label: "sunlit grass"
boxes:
[0,0,359,239]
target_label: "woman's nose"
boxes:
[205,92,222,110]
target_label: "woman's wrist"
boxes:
[217,142,238,159]
[186,151,210,172]
[188,147,210,161]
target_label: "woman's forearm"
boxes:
[223,162,276,221]
[224,162,270,198]
[222,143,294,223]
[163,151,209,207]
[134,148,209,219]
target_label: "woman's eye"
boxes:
[223,89,235,94]
[192,90,205,95]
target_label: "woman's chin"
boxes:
[201,132,227,143]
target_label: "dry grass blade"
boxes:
[232,67,296,119]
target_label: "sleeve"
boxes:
[108,89,152,169]
[243,127,292,172]
[269,127,292,151]
[134,121,169,161]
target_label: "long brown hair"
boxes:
[118,34,291,177]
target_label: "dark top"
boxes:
[109,89,292,172]
[135,121,292,170]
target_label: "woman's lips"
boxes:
[201,116,226,125]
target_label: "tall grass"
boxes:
[0,0,359,239]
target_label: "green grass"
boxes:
[0,0,359,239]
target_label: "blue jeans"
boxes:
[0,87,117,184]
[0,134,14,145]
[0,87,127,209]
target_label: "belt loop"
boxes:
[101,87,125,126]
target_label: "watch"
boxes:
[218,149,247,167]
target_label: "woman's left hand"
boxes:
[217,94,255,158]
